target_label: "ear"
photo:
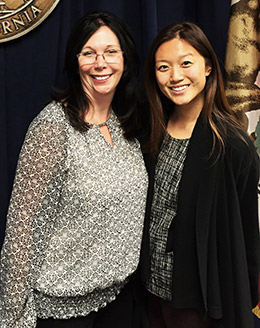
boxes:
[205,65,212,76]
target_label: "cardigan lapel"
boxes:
[140,153,157,282]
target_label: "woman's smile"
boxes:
[168,84,190,93]
[91,74,112,81]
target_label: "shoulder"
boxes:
[24,101,70,144]
[27,101,69,134]
[224,126,259,173]
[31,101,67,125]
[225,127,255,157]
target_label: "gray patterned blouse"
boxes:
[145,133,189,301]
[0,101,148,328]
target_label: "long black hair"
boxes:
[53,11,140,138]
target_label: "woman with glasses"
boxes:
[0,11,148,328]
[140,22,259,328]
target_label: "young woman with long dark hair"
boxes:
[140,22,259,328]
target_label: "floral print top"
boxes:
[0,101,148,328]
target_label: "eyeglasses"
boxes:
[77,49,124,64]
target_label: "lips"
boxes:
[92,74,111,81]
[169,84,189,91]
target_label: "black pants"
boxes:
[147,292,217,328]
[36,278,145,328]
[37,313,96,328]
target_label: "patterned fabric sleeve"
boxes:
[0,117,66,328]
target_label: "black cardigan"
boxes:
[140,117,260,328]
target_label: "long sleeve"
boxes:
[237,140,260,306]
[0,115,66,328]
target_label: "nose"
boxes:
[94,53,107,68]
[170,66,183,82]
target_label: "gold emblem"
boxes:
[0,0,60,42]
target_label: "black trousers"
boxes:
[147,292,217,328]
[37,313,96,328]
[36,277,146,328]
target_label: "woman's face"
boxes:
[77,26,124,100]
[155,38,211,112]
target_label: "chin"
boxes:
[95,87,112,93]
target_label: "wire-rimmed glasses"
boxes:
[77,49,124,64]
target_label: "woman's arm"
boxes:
[0,117,66,327]
[237,140,260,306]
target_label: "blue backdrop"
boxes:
[0,0,231,247]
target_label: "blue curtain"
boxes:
[0,0,231,248]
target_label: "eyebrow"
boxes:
[81,44,120,51]
[156,52,194,63]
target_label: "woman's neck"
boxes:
[167,104,202,139]
[84,94,113,125]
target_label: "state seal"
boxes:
[0,0,60,42]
